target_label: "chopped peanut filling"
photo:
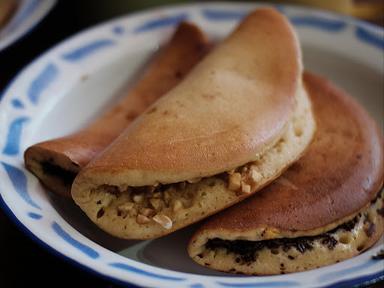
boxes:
[92,160,265,228]
[228,163,264,195]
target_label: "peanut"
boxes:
[228,172,241,191]
[152,214,173,229]
[136,214,150,224]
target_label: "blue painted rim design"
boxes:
[27,212,42,219]
[289,15,347,31]
[112,25,125,35]
[0,194,138,288]
[1,162,41,210]
[133,12,188,33]
[216,281,299,287]
[317,258,380,282]
[27,63,58,104]
[2,191,382,288]
[62,39,115,62]
[11,99,24,109]
[2,117,30,155]
[326,270,384,288]
[109,262,186,281]
[202,8,247,21]
[0,2,383,287]
[52,222,100,259]
[355,26,384,50]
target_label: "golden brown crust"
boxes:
[188,72,384,274]
[191,73,384,248]
[193,72,383,236]
[71,9,316,240]
[71,82,315,240]
[24,22,210,197]
[75,8,301,187]
[190,192,384,275]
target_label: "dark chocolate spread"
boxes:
[206,232,338,264]
[41,162,76,185]
[205,190,384,264]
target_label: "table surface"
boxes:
[0,1,382,287]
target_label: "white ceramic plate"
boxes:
[0,2,383,288]
[0,0,56,51]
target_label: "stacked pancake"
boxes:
[188,72,383,274]
[71,9,315,240]
[24,7,383,275]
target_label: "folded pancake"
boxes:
[72,8,316,239]
[24,22,209,197]
[188,72,384,275]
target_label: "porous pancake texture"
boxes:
[192,190,383,275]
[188,72,384,274]
[72,9,315,239]
[73,83,314,239]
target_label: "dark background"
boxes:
[0,1,383,287]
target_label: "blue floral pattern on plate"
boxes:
[289,15,347,31]
[52,222,100,259]
[133,13,188,33]
[62,39,115,62]
[355,26,384,50]
[2,117,29,155]
[1,162,41,210]
[27,63,58,104]
[109,262,186,281]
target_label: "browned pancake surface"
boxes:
[71,9,317,240]
[24,22,209,197]
[197,72,384,234]
[76,8,301,186]
[37,22,210,168]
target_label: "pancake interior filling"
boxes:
[87,91,311,229]
[91,159,267,228]
[41,161,77,186]
[204,189,384,264]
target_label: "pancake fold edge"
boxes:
[188,72,384,275]
[72,8,316,239]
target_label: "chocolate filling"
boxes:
[205,190,383,264]
[206,233,339,264]
[41,162,77,185]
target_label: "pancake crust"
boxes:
[71,9,316,240]
[24,22,209,197]
[188,72,384,274]
[192,190,383,275]
[71,81,315,239]
[72,8,301,187]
